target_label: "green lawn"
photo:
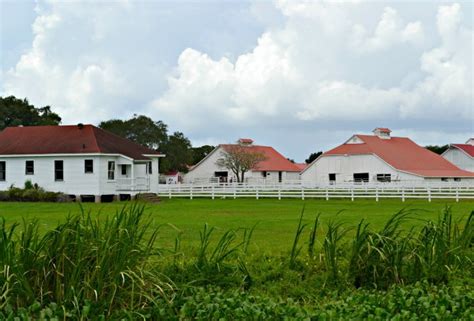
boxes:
[1,198,473,253]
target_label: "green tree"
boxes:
[192,145,215,165]
[305,151,323,164]
[425,145,449,155]
[99,115,168,149]
[0,96,61,130]
[160,132,194,173]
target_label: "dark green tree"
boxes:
[305,151,323,164]
[99,115,168,149]
[160,132,194,173]
[425,145,449,155]
[0,96,61,130]
[191,145,215,165]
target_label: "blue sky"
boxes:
[1,0,473,161]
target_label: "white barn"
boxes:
[184,139,301,183]
[301,128,474,184]
[0,124,164,201]
[442,139,474,172]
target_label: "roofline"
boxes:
[143,154,166,158]
[0,153,138,161]
[300,152,473,178]
[442,144,474,159]
[186,145,222,173]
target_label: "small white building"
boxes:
[301,128,474,184]
[0,124,164,201]
[184,138,301,183]
[442,139,474,172]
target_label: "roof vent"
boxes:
[77,123,84,130]
[238,138,253,146]
[373,127,391,139]
[466,138,474,146]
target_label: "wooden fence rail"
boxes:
[157,184,474,202]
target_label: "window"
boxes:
[84,159,93,173]
[353,173,369,183]
[121,165,127,176]
[108,161,115,180]
[0,161,5,181]
[25,160,34,175]
[454,178,461,182]
[329,173,336,182]
[54,160,64,181]
[441,177,448,182]
[147,162,153,174]
[376,174,391,182]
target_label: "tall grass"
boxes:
[0,204,173,317]
[1,204,473,319]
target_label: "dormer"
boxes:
[466,138,474,146]
[238,138,254,146]
[373,127,391,139]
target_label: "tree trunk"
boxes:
[241,171,245,183]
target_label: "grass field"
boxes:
[1,198,473,253]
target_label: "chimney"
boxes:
[238,138,254,146]
[466,138,474,146]
[373,127,391,139]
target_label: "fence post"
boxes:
[256,187,259,200]
[212,185,215,200]
[351,188,354,201]
[427,187,431,202]
[455,187,459,202]
[169,188,172,199]
[326,188,329,201]
[401,187,405,202]
[375,188,379,202]
[278,186,281,200]
[233,186,236,199]
[190,185,193,200]
[301,187,305,200]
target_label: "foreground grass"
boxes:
[1,203,473,320]
[0,198,473,253]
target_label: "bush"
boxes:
[0,182,66,202]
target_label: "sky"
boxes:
[1,0,473,162]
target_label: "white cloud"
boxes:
[2,1,472,159]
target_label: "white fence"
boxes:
[158,183,474,202]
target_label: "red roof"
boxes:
[452,144,474,158]
[221,144,301,172]
[324,134,474,177]
[295,163,308,171]
[0,125,162,160]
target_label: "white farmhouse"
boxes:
[301,128,474,184]
[184,139,301,183]
[0,124,164,201]
[442,139,474,172]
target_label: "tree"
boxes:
[216,145,267,183]
[0,96,61,130]
[305,151,323,164]
[425,145,449,155]
[160,132,194,173]
[99,115,168,149]
[192,145,215,165]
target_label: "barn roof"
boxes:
[450,144,474,158]
[0,125,163,160]
[220,144,302,172]
[323,134,474,178]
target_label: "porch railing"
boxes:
[116,177,150,191]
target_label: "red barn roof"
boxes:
[323,134,474,178]
[451,144,474,158]
[0,125,163,160]
[214,144,301,172]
